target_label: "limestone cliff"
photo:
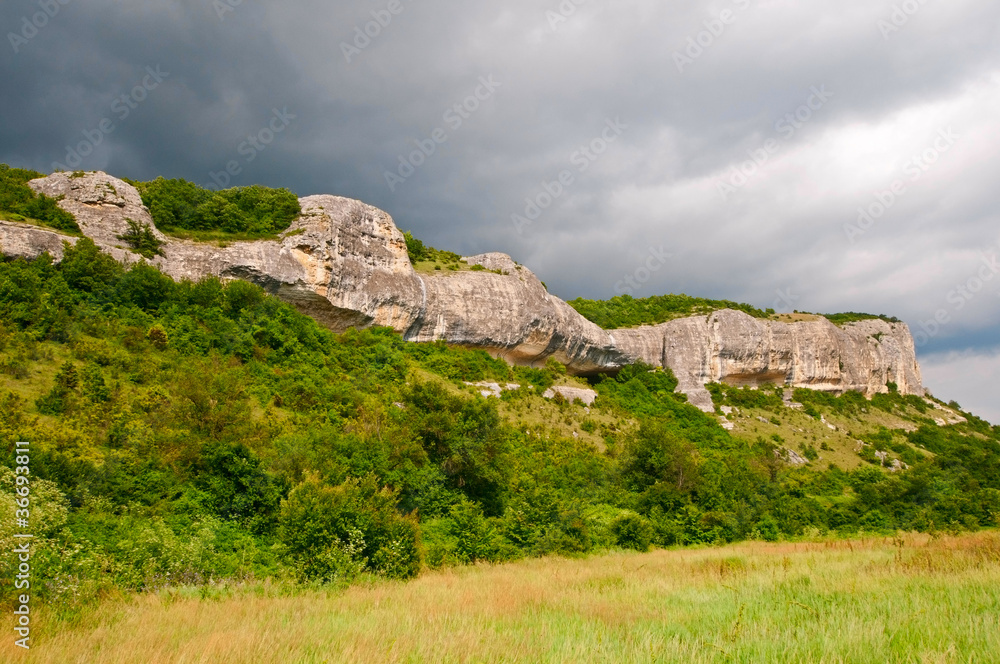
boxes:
[611,311,922,412]
[0,171,924,411]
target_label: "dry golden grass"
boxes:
[7,532,1000,663]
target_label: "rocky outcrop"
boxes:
[0,171,924,412]
[462,382,599,406]
[402,252,632,373]
[543,386,599,406]
[19,173,426,332]
[611,310,923,411]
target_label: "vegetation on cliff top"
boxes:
[567,293,774,328]
[2,242,998,618]
[0,164,81,235]
[129,176,301,242]
[822,311,903,326]
[403,230,500,274]
[2,166,908,326]
[567,293,901,329]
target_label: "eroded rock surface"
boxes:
[612,310,923,411]
[1,171,925,411]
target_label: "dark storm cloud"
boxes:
[2,0,999,416]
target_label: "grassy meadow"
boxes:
[6,531,1000,663]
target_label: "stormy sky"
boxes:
[2,0,998,422]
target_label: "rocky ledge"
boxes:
[0,171,923,411]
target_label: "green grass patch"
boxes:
[0,209,81,237]
[565,293,903,331]
[159,227,285,245]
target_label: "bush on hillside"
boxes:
[2,238,1000,605]
[0,163,81,234]
[610,512,653,551]
[403,231,427,263]
[279,474,420,581]
[117,218,165,258]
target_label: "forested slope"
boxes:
[1,241,998,615]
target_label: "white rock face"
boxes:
[542,386,599,406]
[464,382,521,399]
[611,310,923,412]
[778,448,810,466]
[924,399,967,426]
[16,173,426,333]
[3,171,925,411]
[463,382,598,407]
[404,252,631,373]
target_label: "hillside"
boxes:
[0,169,925,413]
[2,241,999,615]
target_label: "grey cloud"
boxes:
[2,0,999,400]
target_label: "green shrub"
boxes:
[117,218,165,258]
[403,341,511,382]
[858,446,879,465]
[279,474,420,582]
[402,231,465,267]
[196,443,282,534]
[0,163,81,234]
[147,326,168,349]
[60,238,124,292]
[715,384,783,410]
[81,364,111,403]
[610,512,653,551]
[449,501,505,563]
[618,420,700,494]
[823,312,901,326]
[403,231,427,263]
[754,515,780,542]
[36,361,80,415]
